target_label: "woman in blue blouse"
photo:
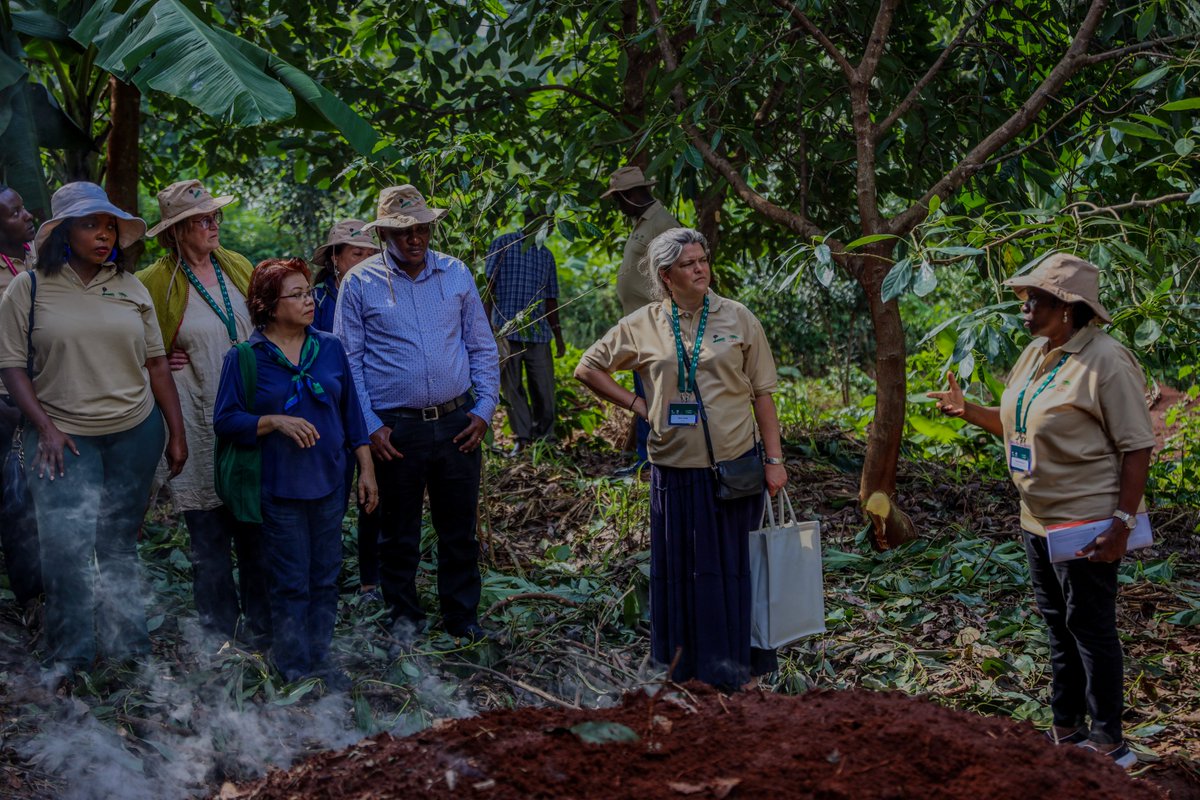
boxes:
[309,219,380,333]
[214,258,378,688]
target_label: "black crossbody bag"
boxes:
[694,380,764,501]
[2,272,37,516]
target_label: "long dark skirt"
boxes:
[649,462,777,689]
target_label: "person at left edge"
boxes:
[138,180,271,649]
[0,183,44,613]
[214,258,377,688]
[0,182,186,679]
[334,184,500,646]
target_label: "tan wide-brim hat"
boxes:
[33,181,147,254]
[1003,252,1112,324]
[146,179,236,237]
[361,185,447,232]
[311,219,381,267]
[600,165,657,199]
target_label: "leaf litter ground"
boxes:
[0,406,1197,799]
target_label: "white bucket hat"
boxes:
[33,182,147,254]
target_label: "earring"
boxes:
[64,243,73,261]
[1062,309,1069,324]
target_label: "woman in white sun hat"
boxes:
[0,182,186,680]
[137,179,271,650]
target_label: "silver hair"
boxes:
[639,227,709,301]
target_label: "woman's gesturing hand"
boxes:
[927,371,966,417]
[268,415,320,448]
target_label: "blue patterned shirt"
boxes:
[333,249,499,434]
[484,232,559,343]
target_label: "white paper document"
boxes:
[1045,513,1153,563]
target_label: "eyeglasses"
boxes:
[191,211,224,230]
[278,290,315,302]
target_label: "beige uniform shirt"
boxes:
[0,247,32,398]
[615,201,681,315]
[580,292,777,468]
[0,265,167,436]
[999,325,1155,536]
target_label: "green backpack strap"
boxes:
[235,341,257,413]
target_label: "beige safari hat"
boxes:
[600,165,657,199]
[361,185,447,231]
[311,219,381,267]
[1004,252,1112,324]
[147,180,235,237]
[33,182,147,254]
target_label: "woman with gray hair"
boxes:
[575,227,787,689]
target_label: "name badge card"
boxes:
[1009,442,1032,473]
[668,402,699,426]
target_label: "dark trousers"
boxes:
[633,372,649,464]
[1024,531,1124,744]
[260,490,346,681]
[375,405,482,633]
[0,402,42,605]
[357,504,381,588]
[26,409,163,668]
[500,340,556,443]
[183,505,271,648]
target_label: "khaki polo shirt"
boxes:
[615,200,681,315]
[999,325,1155,536]
[0,265,167,436]
[580,292,778,468]
[0,248,32,398]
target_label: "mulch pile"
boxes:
[219,685,1164,800]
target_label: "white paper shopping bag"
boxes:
[749,490,825,649]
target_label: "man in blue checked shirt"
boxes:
[333,185,500,646]
[484,211,566,454]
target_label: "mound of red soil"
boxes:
[220,686,1164,800]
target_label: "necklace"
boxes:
[179,256,239,345]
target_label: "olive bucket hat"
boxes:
[599,165,657,199]
[311,219,381,267]
[147,180,236,238]
[361,185,447,232]
[33,181,147,254]
[1003,252,1112,324]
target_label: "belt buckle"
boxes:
[421,405,439,422]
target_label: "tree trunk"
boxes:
[104,77,143,263]
[856,251,917,550]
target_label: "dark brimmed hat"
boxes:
[600,165,657,199]
[362,185,447,231]
[33,182,146,253]
[311,219,380,267]
[1003,252,1112,324]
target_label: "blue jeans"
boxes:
[25,408,165,668]
[260,489,346,681]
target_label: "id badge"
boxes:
[1008,442,1032,473]
[668,402,699,426]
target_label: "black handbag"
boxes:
[694,381,765,501]
[1,272,36,517]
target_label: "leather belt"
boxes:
[380,392,472,422]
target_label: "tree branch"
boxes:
[771,0,857,82]
[875,0,1003,140]
[1084,33,1200,65]
[1064,192,1194,216]
[888,0,1111,237]
[858,0,901,83]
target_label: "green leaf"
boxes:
[815,262,835,288]
[569,721,639,744]
[1161,98,1200,112]
[1109,120,1165,141]
[683,145,703,170]
[1175,138,1195,157]
[1134,318,1162,348]
[1130,66,1170,90]
[1135,5,1157,40]
[1188,188,1200,205]
[909,415,959,443]
[927,245,984,256]
[880,258,913,302]
[815,243,832,264]
[843,233,897,250]
[912,261,937,297]
[927,195,941,216]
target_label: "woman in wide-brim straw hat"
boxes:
[929,252,1154,769]
[137,179,271,650]
[310,219,380,333]
[0,182,187,681]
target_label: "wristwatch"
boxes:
[763,456,785,465]
[1112,509,1135,527]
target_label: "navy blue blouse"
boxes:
[311,274,338,333]
[213,328,370,500]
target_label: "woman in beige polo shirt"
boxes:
[930,253,1154,769]
[0,182,186,679]
[137,180,271,649]
[576,227,788,690]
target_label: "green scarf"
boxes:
[136,247,254,352]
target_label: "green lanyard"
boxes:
[180,256,239,345]
[671,295,709,396]
[1014,353,1069,439]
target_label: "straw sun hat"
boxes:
[146,180,236,238]
[311,219,380,267]
[361,185,447,232]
